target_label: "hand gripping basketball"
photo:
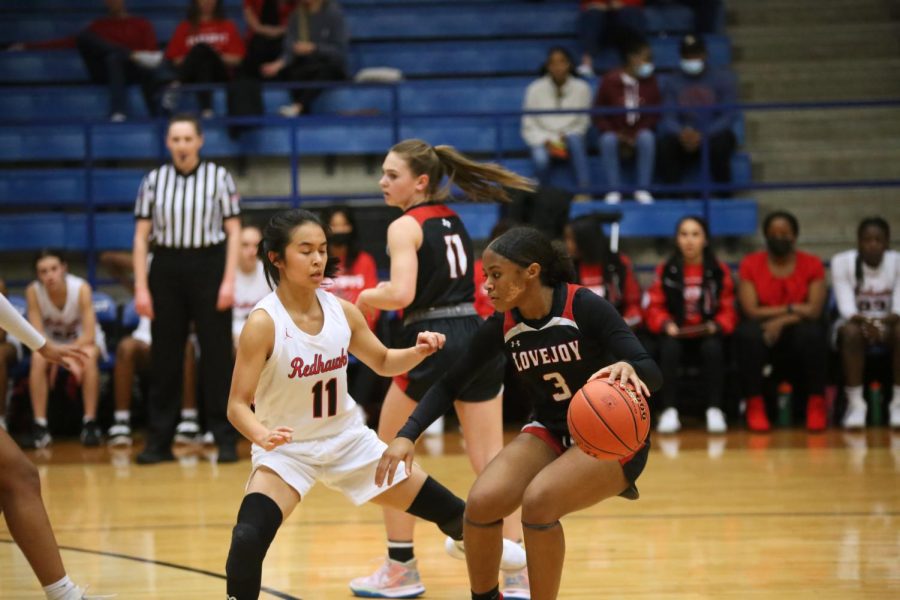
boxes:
[568,376,650,460]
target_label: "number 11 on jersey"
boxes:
[312,378,337,418]
[444,234,468,279]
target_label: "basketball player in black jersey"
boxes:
[352,139,534,598]
[377,227,663,600]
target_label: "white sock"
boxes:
[845,385,864,406]
[181,408,198,420]
[114,410,130,422]
[43,575,75,600]
[35,417,48,427]
[892,385,900,407]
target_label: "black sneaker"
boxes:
[32,422,52,449]
[80,420,102,447]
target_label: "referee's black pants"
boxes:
[148,245,235,451]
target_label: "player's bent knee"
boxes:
[522,520,561,532]
[0,456,40,495]
[465,487,508,523]
[521,485,560,525]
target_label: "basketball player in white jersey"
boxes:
[226,209,495,599]
[26,251,107,448]
[832,217,900,428]
[232,224,270,347]
[0,292,106,600]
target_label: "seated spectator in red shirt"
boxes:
[594,35,661,204]
[14,0,161,121]
[644,216,736,434]
[164,0,246,116]
[736,211,828,432]
[241,0,297,77]
[563,213,643,327]
[577,0,647,77]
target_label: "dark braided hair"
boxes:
[854,216,891,295]
[487,227,575,286]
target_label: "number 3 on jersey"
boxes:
[543,372,573,401]
[312,378,337,418]
[444,234,468,279]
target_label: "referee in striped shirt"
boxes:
[133,113,241,464]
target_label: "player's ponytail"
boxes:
[389,139,534,204]
[259,209,339,289]
[488,227,575,286]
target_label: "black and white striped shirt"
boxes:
[134,161,241,249]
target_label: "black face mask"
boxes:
[330,232,352,246]
[766,237,793,258]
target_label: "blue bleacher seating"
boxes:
[569,199,759,237]
[91,291,117,325]
[122,299,140,330]
[7,295,27,317]
[1,35,731,84]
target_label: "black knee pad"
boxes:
[406,476,465,541]
[225,493,282,577]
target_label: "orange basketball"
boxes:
[567,379,650,459]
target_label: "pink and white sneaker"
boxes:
[349,557,425,598]
[502,566,531,599]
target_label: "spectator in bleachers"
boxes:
[322,207,378,330]
[594,35,661,204]
[577,0,647,77]
[521,47,593,201]
[658,35,737,197]
[240,0,298,78]
[107,318,200,446]
[12,0,161,121]
[736,211,828,432]
[163,0,246,117]
[133,113,240,464]
[564,213,643,327]
[260,0,349,117]
[644,216,735,433]
[0,279,19,432]
[25,251,105,448]
[232,224,271,346]
[831,217,900,429]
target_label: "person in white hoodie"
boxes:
[521,47,593,201]
[832,217,900,428]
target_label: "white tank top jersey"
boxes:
[33,274,92,344]
[234,260,272,338]
[251,288,358,440]
[832,249,900,320]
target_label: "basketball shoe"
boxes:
[174,417,201,444]
[60,585,114,599]
[656,407,680,433]
[502,566,531,600]
[349,557,425,598]
[107,419,132,446]
[746,396,770,432]
[444,537,528,571]
[706,407,727,433]
[806,395,827,432]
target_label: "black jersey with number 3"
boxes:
[404,202,475,313]
[398,283,663,439]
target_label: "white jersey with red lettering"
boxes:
[33,274,106,357]
[251,288,356,441]
[233,260,271,339]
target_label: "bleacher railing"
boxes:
[4,80,900,285]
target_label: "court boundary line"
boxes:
[0,538,300,600]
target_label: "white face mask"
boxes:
[680,58,705,76]
[636,62,655,79]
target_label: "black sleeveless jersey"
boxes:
[398,283,663,440]
[403,202,475,313]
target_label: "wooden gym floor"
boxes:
[2,429,899,599]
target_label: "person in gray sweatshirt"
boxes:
[260,0,349,116]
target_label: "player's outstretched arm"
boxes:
[227,310,293,451]
[342,299,444,377]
